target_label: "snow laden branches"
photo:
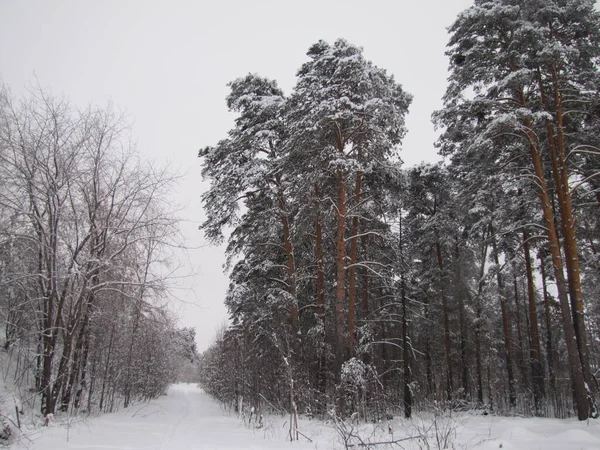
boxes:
[199,39,411,422]
[201,4,600,425]
[435,0,600,420]
[0,85,193,418]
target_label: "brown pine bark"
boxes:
[335,130,347,365]
[347,171,362,355]
[549,65,593,399]
[522,226,545,411]
[518,108,590,419]
[538,67,596,413]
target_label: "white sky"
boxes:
[0,0,474,352]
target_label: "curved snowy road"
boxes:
[20,384,315,450]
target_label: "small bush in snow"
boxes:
[0,415,11,442]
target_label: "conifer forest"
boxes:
[198,0,600,423]
[1,0,600,431]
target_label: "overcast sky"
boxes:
[0,0,474,351]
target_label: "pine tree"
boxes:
[436,0,600,419]
[286,38,411,365]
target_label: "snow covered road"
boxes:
[17,384,315,450]
[14,384,600,449]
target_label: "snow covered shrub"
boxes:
[341,358,368,391]
[0,414,10,441]
[339,358,380,421]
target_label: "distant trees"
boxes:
[0,85,192,417]
[199,2,600,423]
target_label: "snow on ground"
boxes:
[12,384,316,450]
[10,384,600,450]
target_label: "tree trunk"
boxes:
[347,171,362,356]
[453,241,469,399]
[519,109,591,420]
[539,248,558,407]
[422,292,435,397]
[73,304,94,409]
[491,237,516,408]
[315,187,325,319]
[401,276,411,418]
[41,287,57,416]
[537,68,596,416]
[314,185,326,397]
[522,226,545,412]
[436,241,453,402]
[335,128,347,367]
[276,178,298,331]
[511,259,528,388]
[474,234,488,405]
[57,323,79,412]
[398,212,412,418]
[548,65,594,406]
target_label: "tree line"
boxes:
[198,0,600,422]
[0,86,197,419]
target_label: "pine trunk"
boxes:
[491,238,516,408]
[454,242,469,399]
[399,213,412,418]
[314,186,327,397]
[347,171,362,355]
[315,187,325,318]
[522,227,545,412]
[549,65,594,407]
[423,293,434,397]
[436,241,453,402]
[335,168,347,365]
[538,68,596,415]
[401,277,411,418]
[511,260,528,388]
[475,235,488,405]
[521,112,590,420]
[277,181,298,331]
[539,249,558,404]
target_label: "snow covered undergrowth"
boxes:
[11,384,600,450]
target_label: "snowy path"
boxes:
[18,384,315,450]
[13,384,600,449]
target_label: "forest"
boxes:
[0,0,599,434]
[0,87,198,419]
[197,0,600,425]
